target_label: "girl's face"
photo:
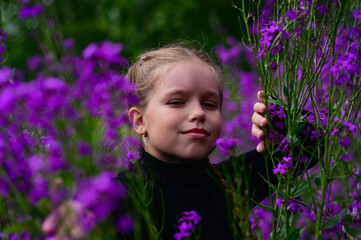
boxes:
[140,59,222,163]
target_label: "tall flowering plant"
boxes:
[235,0,361,239]
[0,2,145,238]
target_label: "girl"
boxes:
[122,46,274,240]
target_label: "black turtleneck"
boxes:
[116,149,278,240]
[142,150,233,240]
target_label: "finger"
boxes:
[257,90,275,106]
[251,123,265,139]
[253,102,267,114]
[257,90,265,103]
[256,141,265,153]
[251,112,268,128]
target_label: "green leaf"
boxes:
[291,179,310,197]
[327,175,348,184]
[314,176,321,186]
[321,209,346,230]
[267,98,287,108]
[251,199,274,212]
[283,228,303,240]
[283,86,289,98]
[291,120,307,136]
[258,173,281,195]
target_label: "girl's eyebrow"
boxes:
[163,88,220,98]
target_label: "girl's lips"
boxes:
[183,128,209,138]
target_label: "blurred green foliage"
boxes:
[1,0,242,69]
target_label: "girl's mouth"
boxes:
[183,128,209,138]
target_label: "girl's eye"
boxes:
[203,102,218,109]
[168,100,184,105]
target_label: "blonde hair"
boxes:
[126,46,223,109]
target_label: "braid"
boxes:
[206,160,241,213]
[206,160,250,236]
[206,161,232,196]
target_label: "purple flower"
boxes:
[283,156,292,162]
[321,204,347,239]
[342,121,358,138]
[75,171,126,222]
[28,175,48,205]
[273,162,287,175]
[19,4,44,20]
[214,137,241,157]
[270,62,277,70]
[258,21,284,59]
[286,9,297,21]
[27,55,42,71]
[174,211,202,240]
[249,205,273,240]
[82,43,97,59]
[288,197,303,214]
[27,155,45,175]
[119,151,140,170]
[317,5,328,16]
[174,222,194,240]
[82,41,128,67]
[227,36,238,46]
[276,197,284,207]
[215,44,242,66]
[354,9,361,22]
[347,200,361,229]
[63,38,75,49]
[116,215,134,235]
[0,67,12,86]
[182,210,202,225]
[310,130,323,141]
[0,177,9,197]
[339,136,351,148]
[78,141,91,156]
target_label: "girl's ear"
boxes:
[128,107,146,136]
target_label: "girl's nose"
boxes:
[188,103,206,122]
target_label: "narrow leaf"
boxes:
[321,209,346,230]
[291,179,310,197]
[283,228,301,240]
[251,198,274,212]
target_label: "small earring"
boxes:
[140,130,148,137]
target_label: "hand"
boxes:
[251,91,268,153]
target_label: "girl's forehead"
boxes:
[158,59,220,83]
[156,59,219,89]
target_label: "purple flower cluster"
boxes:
[249,203,273,240]
[0,30,6,63]
[310,203,347,239]
[174,211,202,240]
[214,137,242,158]
[285,2,311,24]
[329,38,360,87]
[275,196,303,214]
[330,118,358,151]
[118,150,140,171]
[215,38,243,66]
[213,37,260,159]
[257,21,285,60]
[266,105,324,176]
[272,155,293,175]
[354,9,361,22]
[0,38,139,238]
[19,3,44,20]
